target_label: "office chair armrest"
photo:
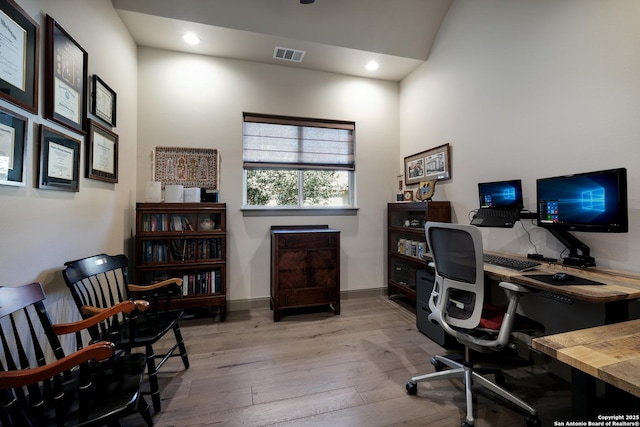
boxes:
[431,284,526,351]
[55,300,149,335]
[498,281,531,294]
[128,277,183,292]
[0,341,114,388]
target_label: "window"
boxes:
[243,113,355,208]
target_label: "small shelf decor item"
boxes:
[86,119,118,183]
[44,14,88,134]
[404,143,451,185]
[415,180,436,201]
[91,75,116,127]
[0,105,28,186]
[37,124,80,192]
[0,0,39,114]
[153,146,219,190]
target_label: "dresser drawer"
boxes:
[279,288,338,306]
[277,233,338,250]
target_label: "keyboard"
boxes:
[483,254,540,272]
[471,209,520,228]
[476,209,517,218]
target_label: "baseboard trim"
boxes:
[227,287,387,312]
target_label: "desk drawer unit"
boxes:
[271,226,340,322]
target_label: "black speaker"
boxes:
[201,189,219,202]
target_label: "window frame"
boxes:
[242,113,356,212]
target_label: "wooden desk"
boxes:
[483,252,640,323]
[532,320,640,415]
[484,252,640,303]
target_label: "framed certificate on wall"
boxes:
[44,14,88,134]
[0,0,39,113]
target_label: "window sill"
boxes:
[241,207,359,217]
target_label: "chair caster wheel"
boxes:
[461,422,473,427]
[405,381,417,395]
[526,416,541,427]
[430,357,446,371]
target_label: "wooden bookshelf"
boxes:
[135,202,227,320]
[387,201,451,303]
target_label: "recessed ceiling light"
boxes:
[182,32,200,45]
[365,61,379,71]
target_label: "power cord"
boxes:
[517,219,539,255]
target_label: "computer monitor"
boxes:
[478,179,523,210]
[536,167,628,266]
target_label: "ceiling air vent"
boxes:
[273,46,305,63]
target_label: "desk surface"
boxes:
[532,319,640,398]
[483,251,640,303]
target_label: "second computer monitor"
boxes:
[478,179,524,210]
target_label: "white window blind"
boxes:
[243,113,355,171]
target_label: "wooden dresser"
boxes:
[270,225,340,322]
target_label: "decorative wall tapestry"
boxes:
[153,146,219,189]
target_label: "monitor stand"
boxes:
[546,228,596,267]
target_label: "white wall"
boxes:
[136,48,399,302]
[10,0,636,317]
[0,0,138,321]
[400,0,640,272]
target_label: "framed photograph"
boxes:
[86,119,118,183]
[0,0,39,114]
[0,104,28,186]
[404,143,451,185]
[37,124,80,192]
[44,15,88,134]
[91,75,117,127]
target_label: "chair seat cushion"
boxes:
[479,303,544,332]
[118,309,184,347]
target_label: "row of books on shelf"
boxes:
[141,214,197,232]
[141,239,223,263]
[181,270,223,296]
[145,270,222,296]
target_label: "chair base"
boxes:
[406,355,540,427]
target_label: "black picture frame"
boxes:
[87,119,118,183]
[37,124,80,192]
[0,104,28,186]
[91,75,117,127]
[0,0,39,114]
[404,143,451,185]
[44,15,88,134]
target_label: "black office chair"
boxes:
[406,222,543,427]
[63,253,190,413]
[0,282,153,427]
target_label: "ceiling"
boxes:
[112,0,453,81]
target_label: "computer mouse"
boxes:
[551,272,571,282]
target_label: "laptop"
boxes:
[470,179,523,228]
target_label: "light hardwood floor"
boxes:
[122,296,573,427]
